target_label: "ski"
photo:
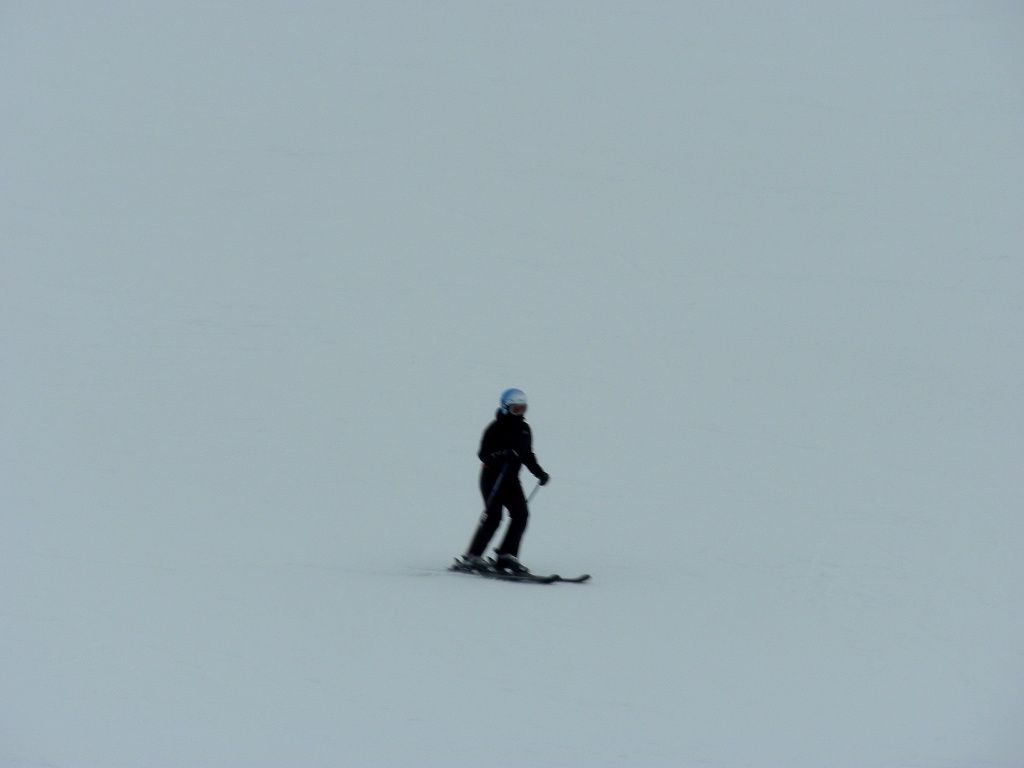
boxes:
[449,563,557,583]
[552,574,591,583]
[449,561,590,584]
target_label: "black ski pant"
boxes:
[467,471,529,558]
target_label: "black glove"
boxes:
[538,471,550,486]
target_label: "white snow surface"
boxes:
[3,3,1023,767]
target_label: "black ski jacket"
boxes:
[478,410,546,482]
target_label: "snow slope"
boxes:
[2,2,1022,766]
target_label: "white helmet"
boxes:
[499,388,528,416]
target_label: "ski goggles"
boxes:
[507,403,527,415]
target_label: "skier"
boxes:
[457,388,550,574]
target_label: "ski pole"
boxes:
[526,481,542,503]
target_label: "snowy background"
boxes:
[3,2,1023,767]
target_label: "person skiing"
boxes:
[457,388,550,574]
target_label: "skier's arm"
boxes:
[520,427,549,484]
[522,451,546,479]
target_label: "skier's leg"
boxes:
[495,481,529,558]
[466,475,504,557]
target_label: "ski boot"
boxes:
[491,553,530,575]
[453,554,490,573]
